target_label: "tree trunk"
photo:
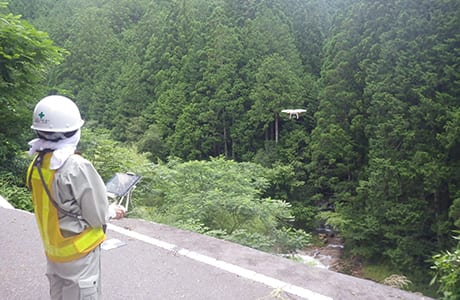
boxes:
[275,112,279,144]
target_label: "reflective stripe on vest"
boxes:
[27,152,105,263]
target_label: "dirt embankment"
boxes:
[302,234,423,294]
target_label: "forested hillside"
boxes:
[3,0,460,296]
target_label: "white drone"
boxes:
[281,109,307,119]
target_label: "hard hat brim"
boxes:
[31,120,85,133]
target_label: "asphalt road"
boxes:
[0,206,433,300]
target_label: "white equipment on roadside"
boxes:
[106,172,142,212]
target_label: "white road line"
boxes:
[0,195,14,209]
[107,223,333,300]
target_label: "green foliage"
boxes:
[77,127,153,208]
[289,202,318,231]
[431,232,460,300]
[136,124,167,161]
[451,196,460,229]
[131,156,311,253]
[78,127,151,181]
[313,3,460,292]
[215,227,311,254]
[0,2,65,169]
[0,171,32,211]
[214,229,274,252]
[271,227,312,254]
[0,2,64,210]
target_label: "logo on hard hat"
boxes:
[35,111,49,124]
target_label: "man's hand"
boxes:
[113,206,126,219]
[109,204,126,220]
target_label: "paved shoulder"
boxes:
[109,217,432,300]
[1,207,432,300]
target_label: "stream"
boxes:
[295,235,345,270]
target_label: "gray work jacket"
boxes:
[51,154,109,236]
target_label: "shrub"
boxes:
[0,172,33,211]
[431,232,460,300]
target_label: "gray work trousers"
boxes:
[46,247,101,300]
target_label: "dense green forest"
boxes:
[2,0,460,297]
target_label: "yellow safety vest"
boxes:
[27,152,105,263]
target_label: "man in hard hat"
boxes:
[26,95,125,299]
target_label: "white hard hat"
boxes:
[31,95,84,132]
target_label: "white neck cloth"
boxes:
[28,130,81,170]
